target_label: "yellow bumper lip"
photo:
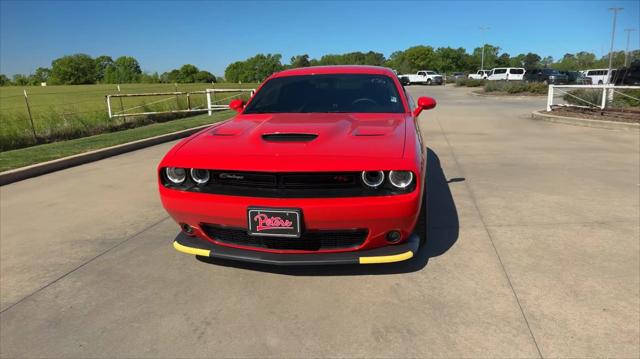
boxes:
[173,239,414,265]
[358,250,414,264]
[173,240,210,257]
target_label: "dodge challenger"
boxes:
[158,65,436,265]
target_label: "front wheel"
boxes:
[426,79,432,85]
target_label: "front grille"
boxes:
[201,224,367,251]
[161,170,416,198]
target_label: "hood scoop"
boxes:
[262,133,318,142]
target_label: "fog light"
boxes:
[386,230,402,243]
[180,223,194,235]
[166,167,186,184]
[190,168,210,185]
[361,170,384,188]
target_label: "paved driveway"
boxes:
[1,85,638,358]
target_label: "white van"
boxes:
[487,68,526,81]
[584,69,610,84]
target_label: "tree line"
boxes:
[0,54,219,86]
[224,45,639,83]
[2,46,637,87]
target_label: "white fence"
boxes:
[547,84,640,112]
[106,88,255,119]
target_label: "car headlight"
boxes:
[361,170,385,188]
[190,168,210,185]
[388,171,414,189]
[165,167,187,184]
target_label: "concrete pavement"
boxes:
[1,85,638,358]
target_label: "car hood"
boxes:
[176,113,407,161]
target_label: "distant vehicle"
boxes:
[487,68,526,81]
[400,70,443,85]
[398,75,410,86]
[560,71,592,85]
[611,62,640,85]
[468,70,491,80]
[448,72,465,81]
[584,69,611,84]
[523,68,569,84]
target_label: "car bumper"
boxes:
[173,231,420,265]
[160,187,422,253]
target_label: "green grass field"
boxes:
[0,110,233,172]
[0,82,257,151]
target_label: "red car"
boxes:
[158,65,436,265]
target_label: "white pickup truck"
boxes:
[400,70,443,85]
[468,70,491,80]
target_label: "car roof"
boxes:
[271,65,396,78]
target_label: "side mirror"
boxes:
[229,99,245,113]
[413,96,437,117]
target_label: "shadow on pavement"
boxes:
[196,148,459,275]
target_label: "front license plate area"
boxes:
[247,207,301,238]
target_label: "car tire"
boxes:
[426,79,432,85]
[598,80,603,85]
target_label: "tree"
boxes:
[94,55,114,82]
[195,70,216,83]
[496,53,512,67]
[434,47,469,73]
[50,53,96,84]
[104,56,142,83]
[290,54,310,68]
[175,64,199,83]
[522,52,541,70]
[0,74,10,86]
[31,67,50,84]
[510,54,526,67]
[224,54,284,83]
[470,44,500,71]
[541,56,554,68]
[12,74,29,86]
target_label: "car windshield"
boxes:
[243,74,405,114]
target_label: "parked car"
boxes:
[468,70,491,80]
[486,68,526,81]
[448,72,465,81]
[160,65,436,265]
[560,71,592,85]
[611,62,640,85]
[584,69,611,84]
[523,68,569,84]
[400,70,443,85]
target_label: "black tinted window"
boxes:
[494,69,507,74]
[510,68,524,74]
[244,74,404,114]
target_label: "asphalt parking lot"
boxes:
[1,85,638,358]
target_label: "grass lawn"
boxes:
[0,82,257,150]
[0,110,233,172]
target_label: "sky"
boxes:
[1,0,639,76]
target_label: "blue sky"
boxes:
[1,0,639,76]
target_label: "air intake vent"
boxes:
[262,133,318,142]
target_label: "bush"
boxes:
[563,89,603,107]
[455,78,484,87]
[483,81,549,95]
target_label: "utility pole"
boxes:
[607,7,623,80]
[624,28,636,67]
[479,26,490,71]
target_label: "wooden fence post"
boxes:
[23,90,38,142]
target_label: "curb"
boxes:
[531,110,640,131]
[470,90,545,99]
[0,124,212,186]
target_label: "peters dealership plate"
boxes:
[247,207,302,238]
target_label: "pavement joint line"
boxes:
[432,114,545,359]
[484,219,638,228]
[0,215,171,315]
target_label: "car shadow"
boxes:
[196,148,459,275]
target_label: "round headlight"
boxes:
[389,171,414,189]
[361,170,385,188]
[190,168,210,185]
[165,167,186,184]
